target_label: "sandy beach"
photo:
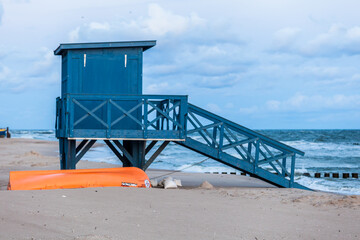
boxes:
[0,139,359,240]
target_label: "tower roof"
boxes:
[54,40,156,55]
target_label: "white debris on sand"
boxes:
[151,176,182,189]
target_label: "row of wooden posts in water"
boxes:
[205,172,359,179]
[304,172,358,179]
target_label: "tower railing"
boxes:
[56,94,188,140]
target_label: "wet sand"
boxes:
[0,139,359,239]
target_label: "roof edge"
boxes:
[54,40,156,55]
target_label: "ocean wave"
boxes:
[296,176,360,195]
[11,129,56,141]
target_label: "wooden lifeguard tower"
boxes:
[54,41,308,189]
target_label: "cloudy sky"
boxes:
[0,0,359,129]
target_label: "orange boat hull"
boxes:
[8,167,151,190]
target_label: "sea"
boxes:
[10,129,360,195]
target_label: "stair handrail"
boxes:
[188,103,304,156]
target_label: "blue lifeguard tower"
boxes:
[54,40,308,189]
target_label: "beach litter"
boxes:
[151,176,182,189]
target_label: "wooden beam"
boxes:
[143,141,169,170]
[75,140,96,164]
[113,140,136,166]
[76,139,88,154]
[145,140,158,155]
[104,140,131,166]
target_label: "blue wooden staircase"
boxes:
[175,104,309,190]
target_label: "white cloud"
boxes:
[0,2,3,24]
[266,93,360,112]
[145,42,246,89]
[89,22,110,31]
[273,24,360,57]
[68,27,80,42]
[145,81,185,94]
[144,4,188,36]
[0,65,23,93]
[0,65,11,81]
[1,0,360,128]
[225,103,234,109]
[206,103,222,114]
[68,3,206,42]
[346,26,360,40]
[146,82,170,94]
[28,48,57,78]
[63,3,246,92]
[68,22,110,42]
[272,27,301,51]
[143,4,205,36]
[0,48,58,93]
[239,106,258,114]
[266,100,281,111]
[295,66,340,79]
[194,74,241,89]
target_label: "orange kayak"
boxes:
[8,167,151,190]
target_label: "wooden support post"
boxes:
[116,140,146,168]
[114,140,136,167]
[59,138,65,169]
[60,138,76,169]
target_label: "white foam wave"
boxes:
[296,176,360,195]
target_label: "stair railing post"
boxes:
[68,96,73,138]
[166,99,170,130]
[212,125,217,148]
[254,140,260,174]
[144,99,148,138]
[218,123,224,159]
[172,100,176,130]
[282,157,287,177]
[247,141,252,162]
[290,154,295,188]
[107,99,111,138]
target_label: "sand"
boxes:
[0,139,359,240]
